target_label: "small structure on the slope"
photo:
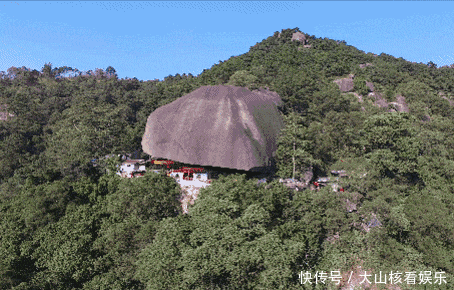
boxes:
[194,172,209,181]
[279,178,306,191]
[168,167,211,187]
[150,159,175,169]
[331,170,348,177]
[313,176,345,192]
[362,214,382,232]
[257,178,267,186]
[117,159,146,178]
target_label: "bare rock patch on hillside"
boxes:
[388,95,410,113]
[439,91,454,106]
[180,185,203,214]
[334,75,355,92]
[359,63,374,69]
[291,32,307,44]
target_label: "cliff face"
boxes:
[142,85,284,171]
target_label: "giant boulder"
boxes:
[142,85,284,171]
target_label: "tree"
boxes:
[275,111,317,180]
[41,62,55,78]
[427,61,437,68]
[136,175,326,289]
[361,113,420,181]
[353,76,370,96]
[105,66,117,79]
[227,70,259,89]
[88,172,181,287]
[0,179,89,287]
[29,204,101,288]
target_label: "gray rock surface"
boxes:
[334,75,354,92]
[370,92,389,109]
[291,32,307,44]
[142,85,284,171]
[365,81,374,92]
[342,92,363,103]
[301,166,313,186]
[359,63,373,69]
[388,95,410,113]
[368,93,410,113]
[439,92,454,106]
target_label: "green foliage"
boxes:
[0,179,89,288]
[405,189,454,273]
[309,82,358,119]
[2,28,454,288]
[353,76,369,96]
[361,113,420,179]
[275,111,318,180]
[135,175,336,289]
[89,173,181,287]
[29,204,100,288]
[226,70,259,89]
[103,172,182,221]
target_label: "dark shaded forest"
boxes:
[1,28,453,289]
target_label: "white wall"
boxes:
[194,173,208,181]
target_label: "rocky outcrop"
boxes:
[367,92,410,112]
[338,79,410,113]
[180,185,204,214]
[333,74,354,92]
[351,92,363,103]
[439,92,454,106]
[142,85,284,171]
[335,75,373,94]
[301,166,313,186]
[388,95,410,113]
[443,97,454,106]
[341,191,362,213]
[291,32,307,44]
[365,81,374,92]
[359,63,373,69]
[369,92,388,108]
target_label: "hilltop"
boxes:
[0,28,453,288]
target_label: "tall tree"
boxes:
[275,111,317,180]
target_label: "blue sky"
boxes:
[1,1,453,81]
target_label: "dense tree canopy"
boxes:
[1,28,453,289]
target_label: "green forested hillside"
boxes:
[1,28,453,289]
